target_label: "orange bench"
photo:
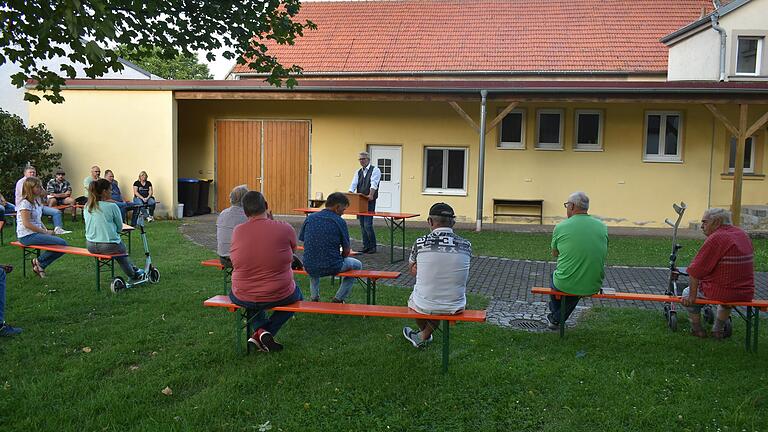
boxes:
[204,294,486,372]
[53,203,84,222]
[532,287,768,352]
[201,258,399,304]
[10,241,127,291]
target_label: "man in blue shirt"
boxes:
[105,170,130,221]
[299,192,363,303]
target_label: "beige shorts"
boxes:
[408,297,464,316]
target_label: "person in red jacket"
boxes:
[682,208,754,339]
[228,191,302,352]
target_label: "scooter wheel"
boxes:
[111,277,127,294]
[703,306,715,325]
[149,267,160,284]
[668,312,678,332]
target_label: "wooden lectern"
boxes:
[344,192,369,213]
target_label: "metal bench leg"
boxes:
[442,320,450,373]
[95,258,101,291]
[365,279,371,304]
[560,295,566,339]
[754,308,759,353]
[235,309,243,355]
[372,280,377,305]
[746,307,753,352]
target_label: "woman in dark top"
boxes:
[132,170,156,225]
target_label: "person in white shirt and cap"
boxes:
[348,151,381,254]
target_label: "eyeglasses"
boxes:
[563,202,571,208]
[701,219,709,225]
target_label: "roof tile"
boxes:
[234,0,715,74]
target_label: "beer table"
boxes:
[293,208,420,263]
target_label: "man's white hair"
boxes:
[567,191,590,211]
[230,184,249,206]
[703,207,732,225]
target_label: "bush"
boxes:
[0,109,61,199]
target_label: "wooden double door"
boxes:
[215,119,309,214]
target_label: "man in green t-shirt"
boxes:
[547,191,608,330]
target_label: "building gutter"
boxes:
[47,83,768,94]
[711,1,727,82]
[476,90,488,232]
[232,70,663,78]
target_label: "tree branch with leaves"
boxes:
[0,0,315,103]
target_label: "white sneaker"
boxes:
[53,226,72,235]
[146,216,154,222]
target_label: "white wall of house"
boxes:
[668,0,768,81]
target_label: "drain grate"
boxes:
[508,319,547,331]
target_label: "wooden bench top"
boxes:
[204,295,486,321]
[10,241,126,259]
[532,287,768,310]
[201,259,399,279]
[122,224,135,232]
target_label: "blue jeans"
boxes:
[548,272,581,325]
[309,257,363,301]
[131,197,156,225]
[2,203,15,213]
[115,201,128,221]
[229,283,303,337]
[357,199,376,251]
[0,268,6,323]
[19,232,68,269]
[87,241,137,278]
[42,206,63,228]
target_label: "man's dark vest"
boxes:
[356,166,378,200]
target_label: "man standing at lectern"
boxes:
[349,151,382,254]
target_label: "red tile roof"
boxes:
[233,0,715,75]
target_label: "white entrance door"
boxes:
[369,145,401,213]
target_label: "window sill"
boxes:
[497,145,525,150]
[642,158,683,164]
[422,190,468,197]
[534,146,564,151]
[573,147,604,152]
[720,173,764,180]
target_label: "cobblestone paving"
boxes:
[180,215,767,331]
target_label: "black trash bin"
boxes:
[178,178,200,217]
[196,179,212,215]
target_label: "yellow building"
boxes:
[27,0,768,228]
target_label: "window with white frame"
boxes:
[574,110,603,150]
[423,147,467,193]
[644,112,682,162]
[736,36,763,75]
[498,110,525,149]
[728,136,755,174]
[536,109,564,149]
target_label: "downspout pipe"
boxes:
[711,1,727,82]
[475,90,488,232]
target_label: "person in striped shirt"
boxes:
[681,208,754,339]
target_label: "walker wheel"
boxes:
[668,312,678,332]
[110,277,127,294]
[148,267,160,284]
[703,306,715,325]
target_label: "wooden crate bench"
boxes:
[492,199,543,224]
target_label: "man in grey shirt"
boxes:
[216,185,249,267]
[403,203,472,348]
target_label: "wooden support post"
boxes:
[704,104,740,136]
[448,102,479,133]
[485,102,519,135]
[731,104,748,226]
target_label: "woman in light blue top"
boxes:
[84,179,143,280]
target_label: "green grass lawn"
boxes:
[349,226,768,271]
[0,221,767,431]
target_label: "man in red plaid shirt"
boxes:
[681,208,754,339]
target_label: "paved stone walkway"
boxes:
[180,214,767,330]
